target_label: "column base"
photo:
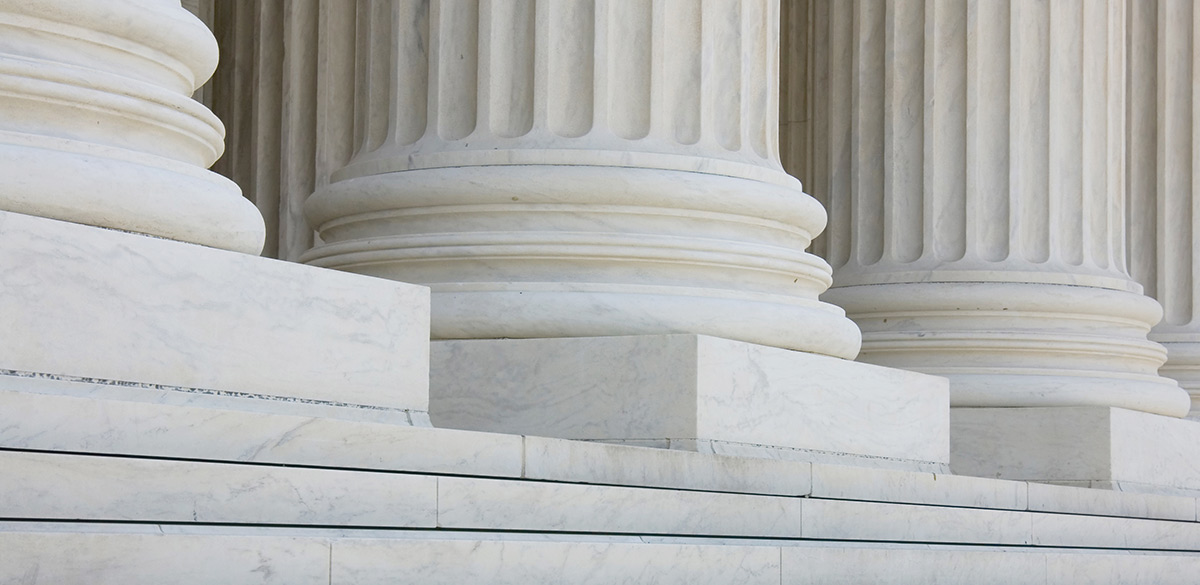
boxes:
[429,334,950,472]
[951,407,1200,496]
[0,210,430,420]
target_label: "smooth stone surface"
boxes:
[781,545,1049,585]
[436,476,801,537]
[596,437,945,473]
[952,406,1200,495]
[332,538,781,585]
[0,530,330,585]
[0,386,520,478]
[0,210,429,413]
[523,436,812,496]
[800,499,1032,545]
[0,450,438,527]
[1044,552,1200,585]
[809,463,1028,510]
[1026,482,1197,522]
[431,334,949,470]
[1031,513,1200,551]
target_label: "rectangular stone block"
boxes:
[331,538,781,585]
[799,499,1032,545]
[1026,482,1196,522]
[0,450,438,527]
[1031,513,1200,551]
[431,334,950,470]
[781,546,1049,585]
[951,406,1200,496]
[0,210,429,412]
[436,476,802,537]
[0,388,523,478]
[0,530,331,585]
[523,436,812,496]
[809,463,1028,510]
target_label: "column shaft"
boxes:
[1128,0,1200,417]
[789,0,1189,416]
[301,0,861,358]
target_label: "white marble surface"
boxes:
[0,387,521,478]
[0,0,265,253]
[9,525,1200,585]
[952,406,1200,494]
[809,463,1028,510]
[781,546,1049,585]
[436,476,801,538]
[431,334,948,470]
[331,539,781,585]
[0,530,330,584]
[0,210,429,412]
[1126,1,1200,418]
[1026,482,1197,522]
[789,0,1190,418]
[0,450,437,527]
[1044,551,1200,584]
[293,0,863,358]
[800,499,1032,545]
[523,435,811,496]
[1032,513,1200,551]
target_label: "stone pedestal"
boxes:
[430,335,950,472]
[0,209,431,423]
[300,0,860,360]
[952,407,1200,496]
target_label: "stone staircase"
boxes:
[4,381,1200,584]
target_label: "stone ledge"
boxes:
[5,387,1198,524]
[6,448,1200,550]
[5,525,1200,585]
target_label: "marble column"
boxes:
[301,0,861,358]
[0,0,264,254]
[788,0,1190,416]
[1128,0,1200,418]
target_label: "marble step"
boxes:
[5,523,1200,585]
[4,450,1200,551]
[3,384,1199,526]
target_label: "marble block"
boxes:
[431,334,950,471]
[0,210,429,414]
[951,407,1200,495]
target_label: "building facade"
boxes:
[4,0,1200,581]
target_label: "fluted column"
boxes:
[789,0,1189,416]
[0,0,263,254]
[1128,0,1200,418]
[301,0,860,358]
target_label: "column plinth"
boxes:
[0,0,264,254]
[301,0,860,358]
[790,0,1189,417]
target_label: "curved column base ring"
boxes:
[1152,338,1200,418]
[824,281,1191,418]
[303,165,862,359]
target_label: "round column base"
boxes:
[303,165,861,359]
[1152,338,1200,419]
[824,281,1191,418]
